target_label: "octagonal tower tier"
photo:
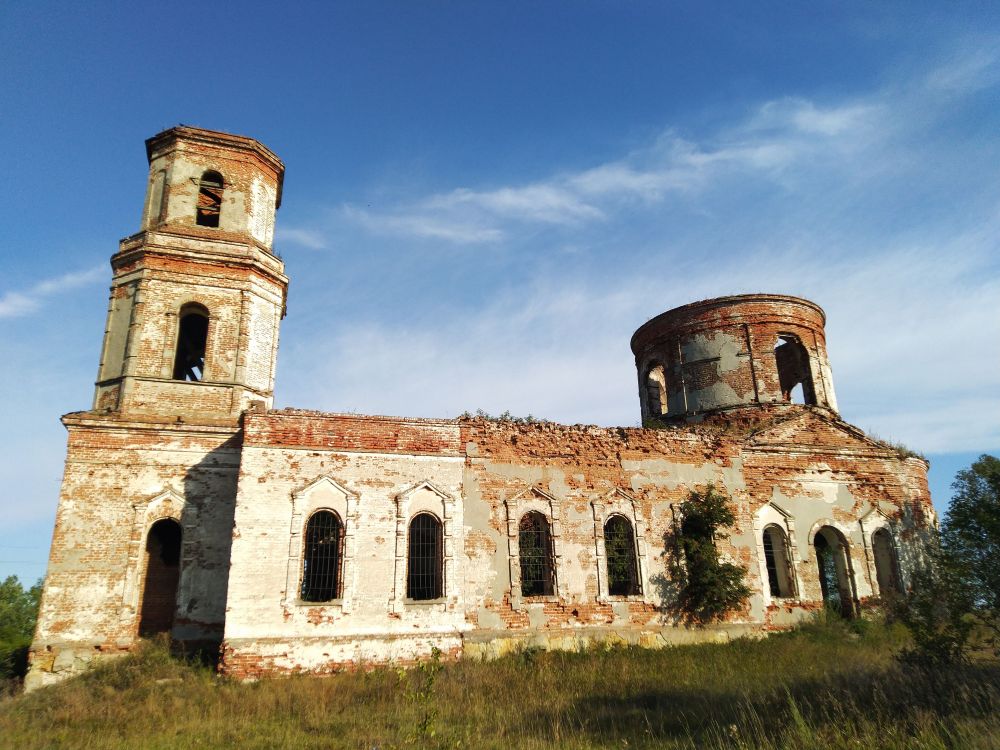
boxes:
[630,294,838,422]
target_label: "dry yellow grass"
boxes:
[2,618,998,749]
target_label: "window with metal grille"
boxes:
[605,515,640,596]
[196,170,224,228]
[300,510,344,602]
[172,303,209,381]
[407,513,443,600]
[519,511,555,597]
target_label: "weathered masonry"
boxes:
[28,126,935,688]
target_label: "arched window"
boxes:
[774,335,816,405]
[519,511,555,597]
[173,303,209,381]
[762,524,795,598]
[814,526,856,618]
[871,528,901,597]
[605,515,640,596]
[195,170,224,228]
[407,513,443,600]
[300,510,344,602]
[138,518,182,636]
[644,362,667,417]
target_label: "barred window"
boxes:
[605,515,640,596]
[300,510,344,602]
[196,170,224,228]
[407,513,443,601]
[519,511,555,597]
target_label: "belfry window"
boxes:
[300,510,344,602]
[644,362,667,418]
[774,335,816,405]
[195,170,224,228]
[407,513,443,600]
[605,515,641,596]
[173,304,209,381]
[519,511,555,597]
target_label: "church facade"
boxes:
[27,127,934,688]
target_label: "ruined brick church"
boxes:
[27,126,934,688]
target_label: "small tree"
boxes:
[893,454,1000,663]
[941,454,1000,651]
[673,485,751,623]
[893,548,976,665]
[0,575,42,680]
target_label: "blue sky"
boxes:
[2,2,999,583]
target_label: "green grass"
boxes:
[1,618,998,749]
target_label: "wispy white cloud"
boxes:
[341,204,504,243]
[340,92,891,242]
[277,227,329,250]
[0,266,104,319]
[923,47,1000,93]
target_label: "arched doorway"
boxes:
[814,526,857,618]
[138,518,182,636]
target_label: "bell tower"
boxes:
[93,126,288,421]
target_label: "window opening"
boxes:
[173,305,209,381]
[645,363,667,417]
[519,511,555,596]
[407,513,443,600]
[774,335,816,405]
[871,528,901,597]
[196,170,224,228]
[605,515,640,596]
[762,525,794,598]
[301,510,344,602]
[138,518,182,636]
[814,527,855,618]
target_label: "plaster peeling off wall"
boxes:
[249,177,276,246]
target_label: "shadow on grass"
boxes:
[536,661,1000,747]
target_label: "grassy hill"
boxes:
[1,617,998,749]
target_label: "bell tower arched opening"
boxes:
[172,304,209,381]
[774,334,816,405]
[643,362,667,419]
[195,170,224,228]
